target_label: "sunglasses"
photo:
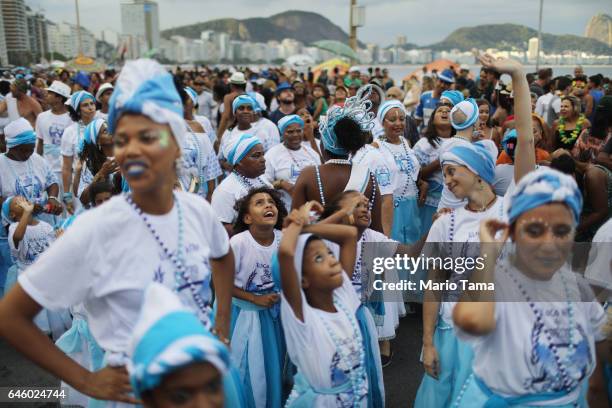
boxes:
[519,221,574,240]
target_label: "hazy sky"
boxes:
[29,0,610,46]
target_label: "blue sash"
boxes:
[474,375,573,408]
[356,304,384,408]
[286,372,352,407]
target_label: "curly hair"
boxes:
[233,187,287,234]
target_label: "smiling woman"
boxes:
[0,59,242,407]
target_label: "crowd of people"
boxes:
[0,52,609,408]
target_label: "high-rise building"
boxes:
[120,0,160,58]
[527,37,539,61]
[0,7,8,66]
[26,7,48,63]
[1,0,31,65]
[47,21,96,59]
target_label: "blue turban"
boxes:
[77,119,106,156]
[66,90,95,112]
[376,100,406,124]
[73,71,91,89]
[440,90,464,107]
[4,118,36,148]
[441,141,495,185]
[508,167,583,225]
[108,59,185,151]
[278,114,304,137]
[225,133,261,166]
[184,87,198,107]
[502,129,518,159]
[128,283,229,398]
[450,98,479,130]
[1,196,14,225]
[232,94,255,114]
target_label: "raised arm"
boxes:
[278,211,308,321]
[478,54,535,183]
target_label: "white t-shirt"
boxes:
[231,229,281,292]
[180,131,222,197]
[265,143,321,211]
[586,218,612,291]
[195,115,215,146]
[352,145,394,196]
[281,272,368,407]
[35,111,73,173]
[377,139,420,199]
[95,111,108,121]
[413,136,444,188]
[493,164,514,196]
[8,220,55,268]
[251,117,281,152]
[19,192,230,354]
[437,137,498,210]
[0,154,57,206]
[60,122,84,158]
[458,263,606,405]
[211,172,272,224]
[218,126,274,169]
[426,196,506,324]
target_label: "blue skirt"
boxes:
[415,318,474,408]
[453,374,579,408]
[391,196,422,245]
[0,237,12,297]
[230,297,286,408]
[356,304,385,408]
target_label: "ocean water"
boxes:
[383,64,612,84]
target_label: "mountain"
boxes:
[585,13,612,47]
[162,10,365,47]
[428,23,612,54]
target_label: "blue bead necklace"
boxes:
[125,193,211,319]
[319,297,367,407]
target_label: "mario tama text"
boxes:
[372,278,494,292]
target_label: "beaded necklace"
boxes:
[319,297,367,407]
[285,145,319,180]
[233,171,266,191]
[125,193,211,320]
[315,159,376,212]
[501,261,578,390]
[381,136,417,204]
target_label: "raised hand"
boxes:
[477,53,523,76]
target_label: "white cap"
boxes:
[460,64,470,71]
[46,80,71,99]
[230,72,246,85]
[95,82,114,101]
[349,66,360,73]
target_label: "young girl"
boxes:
[277,201,384,407]
[229,187,287,408]
[2,196,71,340]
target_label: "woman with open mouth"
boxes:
[0,59,240,407]
[453,167,607,407]
[265,114,321,211]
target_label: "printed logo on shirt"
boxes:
[290,164,301,181]
[14,175,44,204]
[375,167,391,187]
[22,231,54,263]
[48,123,66,146]
[330,339,367,407]
[245,261,275,292]
[393,154,414,175]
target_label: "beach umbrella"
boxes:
[311,58,350,77]
[65,55,106,73]
[311,40,359,62]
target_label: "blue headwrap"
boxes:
[278,114,304,137]
[440,141,496,185]
[4,118,36,148]
[1,196,14,225]
[502,129,518,159]
[232,94,255,114]
[225,134,261,165]
[319,85,376,156]
[184,87,198,107]
[107,59,185,151]
[66,90,95,112]
[508,167,583,225]
[376,100,406,124]
[440,90,464,107]
[450,98,479,130]
[128,283,230,398]
[77,119,106,156]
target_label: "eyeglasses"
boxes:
[519,221,574,240]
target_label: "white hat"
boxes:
[46,80,71,99]
[95,82,114,101]
[349,66,360,73]
[460,64,470,71]
[230,72,246,85]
